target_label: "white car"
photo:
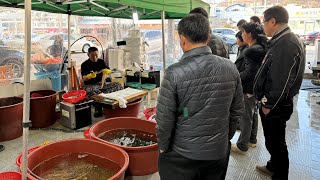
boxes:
[34,34,95,53]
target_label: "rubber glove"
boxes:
[101,68,112,75]
[86,72,97,79]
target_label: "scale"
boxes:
[59,99,94,129]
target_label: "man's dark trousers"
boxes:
[260,97,293,180]
[158,148,230,180]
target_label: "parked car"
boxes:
[34,34,95,53]
[212,28,238,36]
[302,31,319,45]
[0,46,24,78]
[214,33,238,54]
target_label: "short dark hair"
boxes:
[178,14,210,43]
[235,31,244,42]
[189,7,208,18]
[264,6,289,24]
[250,16,261,24]
[88,47,98,53]
[237,19,247,27]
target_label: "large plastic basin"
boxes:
[103,98,142,118]
[89,117,158,176]
[30,90,57,128]
[0,97,23,142]
[25,139,129,180]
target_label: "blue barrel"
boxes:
[50,74,61,91]
[34,70,62,91]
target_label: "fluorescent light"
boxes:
[133,12,139,24]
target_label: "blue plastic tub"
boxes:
[34,71,61,91]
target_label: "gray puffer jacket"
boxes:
[156,46,244,160]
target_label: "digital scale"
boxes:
[58,100,93,129]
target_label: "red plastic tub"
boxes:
[89,117,158,176]
[0,172,21,180]
[16,146,40,167]
[25,139,129,180]
[30,90,57,128]
[62,90,86,104]
[0,97,23,142]
[103,98,142,119]
[143,107,156,120]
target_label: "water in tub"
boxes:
[32,153,121,180]
[98,129,157,147]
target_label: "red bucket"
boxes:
[16,146,40,167]
[143,107,156,120]
[62,90,86,104]
[83,128,90,139]
[0,172,21,180]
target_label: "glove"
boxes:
[86,72,97,79]
[101,68,112,75]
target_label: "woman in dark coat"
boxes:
[232,22,268,154]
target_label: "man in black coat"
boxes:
[189,7,229,59]
[254,6,305,179]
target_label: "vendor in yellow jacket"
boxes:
[81,47,123,117]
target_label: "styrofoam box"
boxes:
[108,49,125,70]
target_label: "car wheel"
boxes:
[231,44,238,54]
[82,44,90,53]
[4,58,24,78]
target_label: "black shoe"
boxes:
[94,110,103,118]
[0,145,4,152]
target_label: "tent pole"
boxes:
[68,14,72,90]
[161,11,166,71]
[22,0,32,178]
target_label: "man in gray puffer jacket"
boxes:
[156,14,244,180]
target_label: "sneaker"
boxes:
[231,144,247,155]
[249,143,257,148]
[0,145,4,152]
[256,165,274,177]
